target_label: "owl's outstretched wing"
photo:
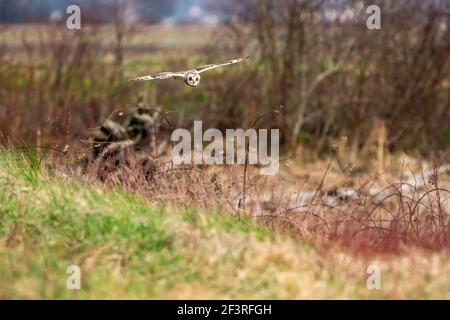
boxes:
[194,56,249,74]
[128,71,185,82]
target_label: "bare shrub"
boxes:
[207,0,450,154]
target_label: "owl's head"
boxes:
[185,71,201,87]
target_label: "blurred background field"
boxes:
[1,0,449,156]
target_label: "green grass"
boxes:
[0,150,272,299]
[0,150,449,299]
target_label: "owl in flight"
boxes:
[128,56,249,87]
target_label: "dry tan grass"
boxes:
[71,144,450,254]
